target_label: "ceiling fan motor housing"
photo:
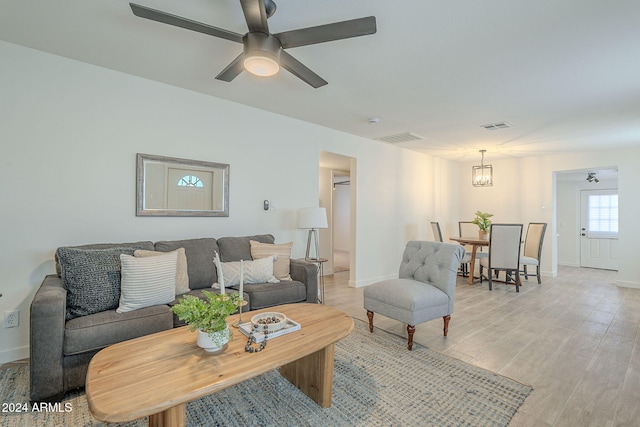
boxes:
[243,32,282,75]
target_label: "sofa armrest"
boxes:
[290,259,318,304]
[30,274,67,401]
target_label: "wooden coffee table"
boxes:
[86,303,353,427]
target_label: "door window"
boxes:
[587,193,618,239]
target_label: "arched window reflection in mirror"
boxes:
[178,175,204,188]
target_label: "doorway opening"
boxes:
[332,173,351,273]
[319,151,356,286]
[555,167,618,271]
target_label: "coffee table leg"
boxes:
[280,344,335,408]
[149,402,186,427]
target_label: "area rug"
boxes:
[0,320,531,427]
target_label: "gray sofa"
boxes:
[29,234,317,402]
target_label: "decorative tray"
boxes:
[239,318,301,343]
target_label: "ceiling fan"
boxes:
[130,0,377,88]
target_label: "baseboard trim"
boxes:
[0,345,29,365]
[558,261,581,268]
[617,280,640,289]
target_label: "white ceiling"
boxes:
[2,0,639,161]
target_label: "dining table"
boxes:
[449,236,489,285]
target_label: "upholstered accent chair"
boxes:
[364,241,465,350]
[479,224,524,292]
[520,222,547,284]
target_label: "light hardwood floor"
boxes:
[324,266,640,427]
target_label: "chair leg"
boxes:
[366,310,374,332]
[443,315,450,337]
[407,324,415,351]
[523,265,529,280]
[515,271,521,293]
[536,266,541,284]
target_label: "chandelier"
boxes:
[472,150,493,187]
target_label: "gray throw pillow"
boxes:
[56,246,139,320]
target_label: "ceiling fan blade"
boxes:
[239,0,269,33]
[280,51,327,88]
[130,3,243,44]
[275,16,376,49]
[215,53,246,82]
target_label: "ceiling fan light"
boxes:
[244,55,280,77]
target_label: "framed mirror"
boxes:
[136,153,229,217]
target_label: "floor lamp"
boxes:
[298,207,328,261]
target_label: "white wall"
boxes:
[0,41,440,362]
[457,153,640,289]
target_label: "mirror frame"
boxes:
[136,153,230,217]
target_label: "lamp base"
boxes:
[305,228,320,261]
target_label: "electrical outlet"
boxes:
[4,310,19,328]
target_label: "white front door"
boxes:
[580,189,619,270]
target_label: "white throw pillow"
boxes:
[250,240,293,280]
[117,251,177,313]
[215,256,279,287]
[134,248,190,295]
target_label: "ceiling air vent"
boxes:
[375,132,423,144]
[481,122,512,131]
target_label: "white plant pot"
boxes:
[197,325,231,353]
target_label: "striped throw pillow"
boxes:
[250,241,293,280]
[134,248,190,295]
[117,251,177,313]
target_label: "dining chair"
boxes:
[458,221,487,276]
[431,221,443,242]
[479,224,523,292]
[434,221,472,276]
[519,222,547,284]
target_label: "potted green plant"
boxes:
[471,211,493,240]
[171,290,241,352]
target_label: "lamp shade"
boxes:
[297,207,328,229]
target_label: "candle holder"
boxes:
[232,299,249,328]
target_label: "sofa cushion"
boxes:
[55,241,154,276]
[230,280,307,310]
[134,248,190,295]
[250,240,293,280]
[63,305,173,355]
[155,238,219,290]
[217,256,279,287]
[56,246,140,320]
[217,234,274,262]
[117,252,177,313]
